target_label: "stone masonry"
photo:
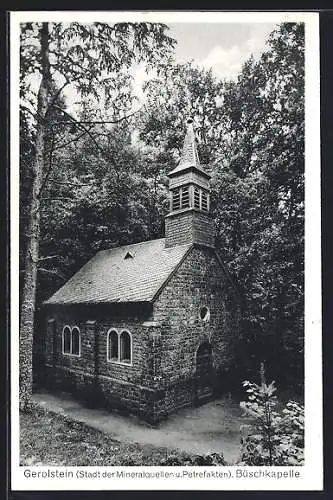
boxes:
[42,117,241,424]
[44,244,239,424]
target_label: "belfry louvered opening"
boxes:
[201,191,209,212]
[181,186,190,208]
[172,186,190,211]
[172,189,181,211]
[171,185,209,212]
[194,187,201,209]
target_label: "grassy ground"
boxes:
[20,406,196,466]
[20,390,303,467]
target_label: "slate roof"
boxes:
[44,238,192,305]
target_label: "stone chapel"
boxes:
[43,118,241,424]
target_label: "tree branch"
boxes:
[20,103,45,123]
[38,254,62,262]
[47,178,96,187]
[45,79,71,113]
[54,105,143,125]
[52,127,93,151]
[41,196,75,202]
[38,267,65,279]
[51,104,105,154]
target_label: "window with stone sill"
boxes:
[107,329,118,361]
[107,328,132,365]
[62,325,81,356]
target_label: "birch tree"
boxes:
[19,21,175,409]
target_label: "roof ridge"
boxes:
[96,238,194,255]
[97,237,166,254]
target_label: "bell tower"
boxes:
[165,118,215,249]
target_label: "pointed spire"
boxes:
[179,117,200,167]
[169,117,209,177]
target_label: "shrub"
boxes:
[160,452,226,466]
[239,378,304,466]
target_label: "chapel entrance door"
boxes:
[195,342,213,403]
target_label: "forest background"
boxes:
[19,20,305,408]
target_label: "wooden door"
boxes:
[195,342,213,402]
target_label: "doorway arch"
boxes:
[195,341,213,402]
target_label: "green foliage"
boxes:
[35,118,169,304]
[21,22,175,100]
[20,21,175,308]
[214,24,304,385]
[20,21,305,391]
[239,379,304,466]
[139,61,224,164]
[139,23,305,387]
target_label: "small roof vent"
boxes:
[124,251,134,260]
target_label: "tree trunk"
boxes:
[19,23,50,411]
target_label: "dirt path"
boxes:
[33,390,246,463]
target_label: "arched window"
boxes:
[72,327,81,356]
[108,330,119,362]
[62,325,81,356]
[120,330,131,364]
[199,306,210,322]
[63,326,71,354]
[107,329,132,364]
